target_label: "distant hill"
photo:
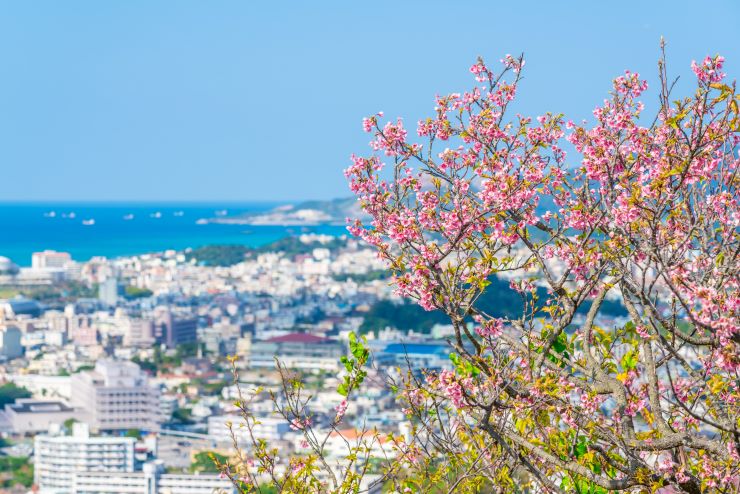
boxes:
[204,197,368,226]
[205,193,560,227]
[292,197,367,221]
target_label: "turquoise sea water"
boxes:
[0,203,347,266]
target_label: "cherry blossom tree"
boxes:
[346,43,739,493]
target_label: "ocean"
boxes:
[0,203,348,266]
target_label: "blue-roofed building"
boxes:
[373,341,453,372]
[0,297,42,318]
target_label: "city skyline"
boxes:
[1,0,739,201]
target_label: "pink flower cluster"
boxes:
[475,317,504,338]
[334,399,348,421]
[289,417,312,431]
[691,55,726,83]
[435,370,466,409]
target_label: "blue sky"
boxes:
[1,1,738,201]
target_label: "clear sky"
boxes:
[1,1,738,202]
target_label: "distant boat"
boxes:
[195,218,208,225]
[82,219,95,226]
[150,212,162,219]
[62,212,76,219]
[123,214,135,221]
[43,211,56,218]
[173,211,184,217]
[215,210,228,216]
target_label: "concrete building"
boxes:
[373,342,453,372]
[158,394,177,423]
[69,360,161,432]
[34,422,136,494]
[3,399,79,435]
[16,267,66,285]
[32,250,73,270]
[159,312,197,348]
[124,319,156,347]
[72,461,236,494]
[0,325,23,359]
[98,278,121,307]
[248,333,344,371]
[68,316,98,346]
[199,327,222,354]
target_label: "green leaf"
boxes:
[620,350,639,371]
[337,383,348,397]
[573,439,587,459]
[553,332,567,354]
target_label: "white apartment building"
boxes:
[26,250,79,282]
[34,423,136,494]
[32,250,73,269]
[35,426,234,494]
[70,359,161,432]
[73,461,236,494]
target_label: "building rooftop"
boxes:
[74,359,149,388]
[0,298,42,315]
[8,400,73,414]
[264,333,331,344]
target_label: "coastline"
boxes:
[0,202,348,266]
